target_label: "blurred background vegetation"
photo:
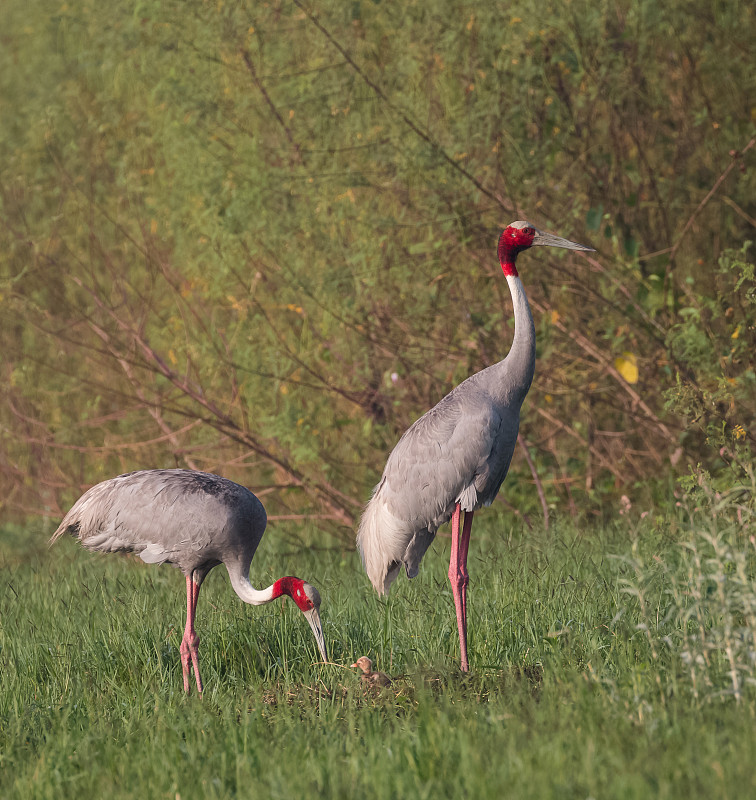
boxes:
[1,0,754,539]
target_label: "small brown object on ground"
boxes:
[350,656,392,687]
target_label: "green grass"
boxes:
[2,510,755,799]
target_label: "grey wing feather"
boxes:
[51,470,266,575]
[358,269,535,595]
[357,380,520,594]
[383,383,519,522]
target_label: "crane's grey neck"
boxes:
[487,275,535,408]
[226,565,278,605]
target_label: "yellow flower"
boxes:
[614,352,638,384]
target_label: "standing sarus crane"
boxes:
[357,221,594,671]
[51,469,328,693]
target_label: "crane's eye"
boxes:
[526,227,534,235]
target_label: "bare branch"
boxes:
[517,434,549,530]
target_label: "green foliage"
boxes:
[3,510,756,798]
[614,460,756,704]
[1,0,755,534]
[664,242,755,460]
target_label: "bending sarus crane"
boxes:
[52,469,328,693]
[357,221,594,671]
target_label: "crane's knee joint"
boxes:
[180,633,200,657]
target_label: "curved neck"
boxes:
[226,565,285,606]
[489,274,535,407]
[501,260,519,278]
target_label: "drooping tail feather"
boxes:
[49,478,110,545]
[50,509,80,544]
[356,492,408,596]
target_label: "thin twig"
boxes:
[530,296,676,445]
[721,195,756,228]
[239,48,304,164]
[518,435,549,530]
[291,0,510,212]
[669,134,756,263]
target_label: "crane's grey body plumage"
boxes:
[52,469,267,586]
[357,222,594,672]
[52,468,328,691]
[358,273,535,595]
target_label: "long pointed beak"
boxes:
[533,229,595,251]
[303,607,328,662]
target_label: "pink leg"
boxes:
[180,576,203,695]
[448,503,473,672]
[460,510,474,623]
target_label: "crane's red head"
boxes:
[273,576,321,612]
[498,220,595,277]
[498,222,537,277]
[272,576,328,662]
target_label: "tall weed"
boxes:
[615,459,756,704]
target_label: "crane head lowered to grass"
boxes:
[357,221,595,672]
[51,469,328,694]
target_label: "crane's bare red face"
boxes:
[276,576,319,611]
[498,221,594,277]
[498,224,536,276]
[500,225,536,253]
[274,576,328,661]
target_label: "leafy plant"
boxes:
[664,242,756,449]
[1,0,755,536]
[614,460,756,704]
